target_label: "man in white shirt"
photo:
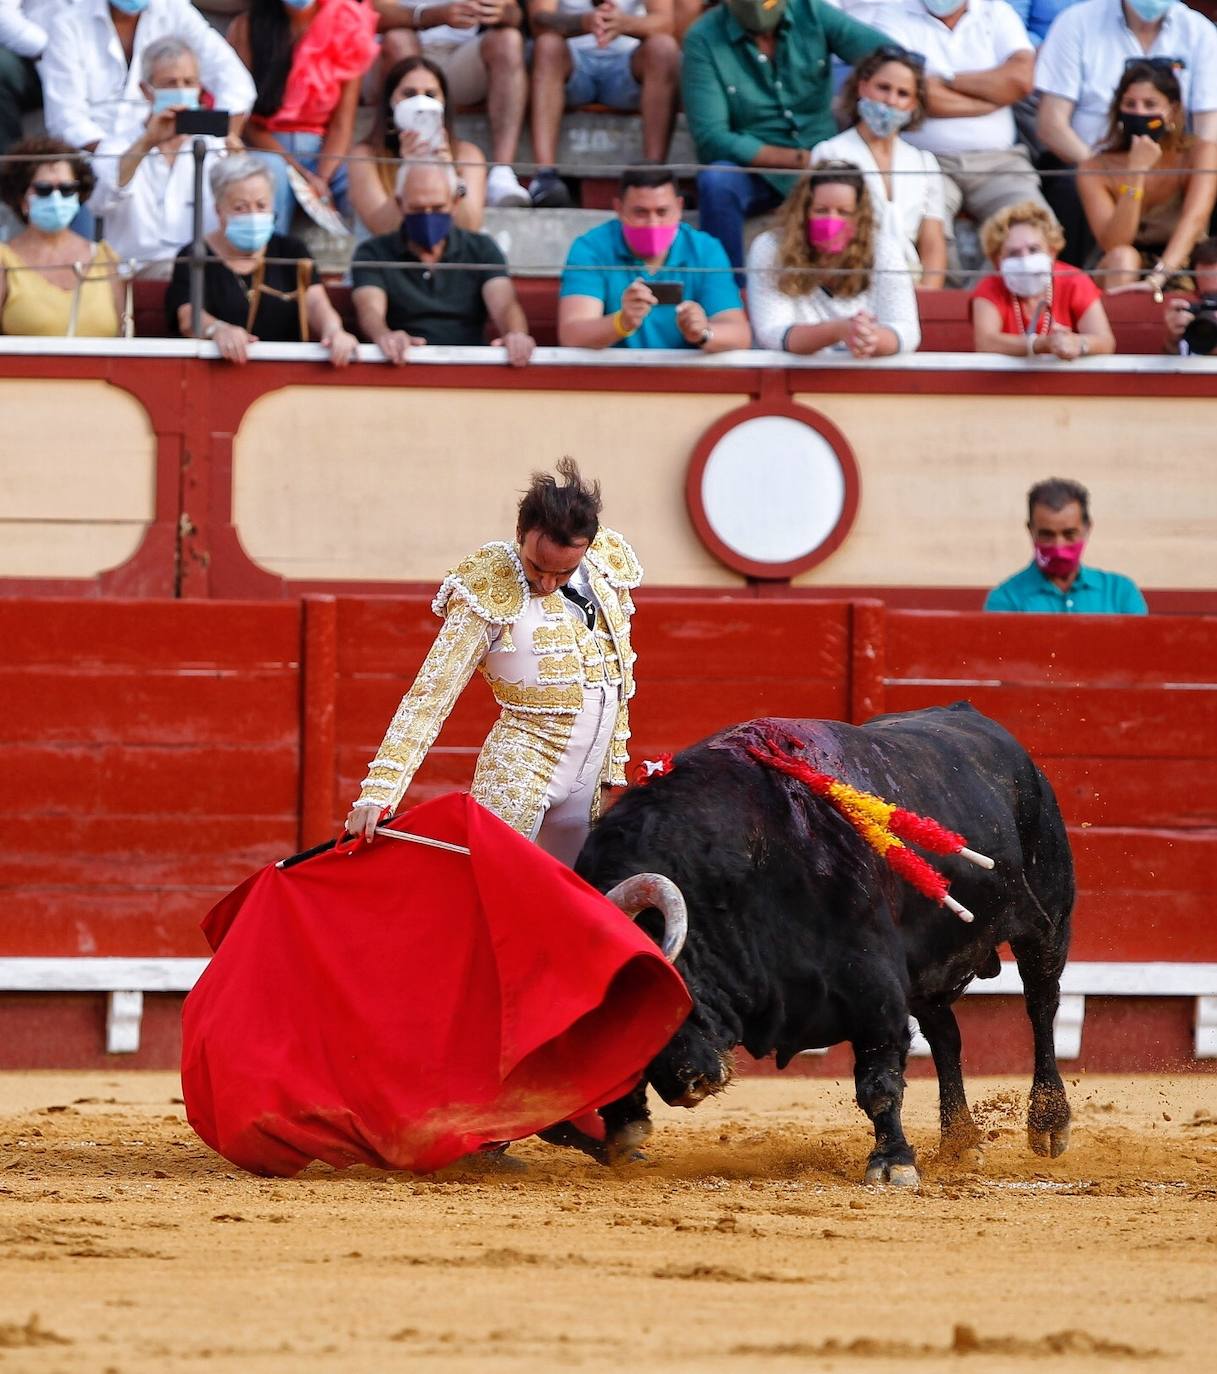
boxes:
[527,0,679,208]
[867,0,1046,239]
[39,0,254,153]
[1035,0,1217,264]
[89,35,224,276]
[0,0,50,154]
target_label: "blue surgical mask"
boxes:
[224,212,275,254]
[923,0,962,16]
[110,0,152,14]
[1125,0,1174,20]
[858,97,912,138]
[282,0,315,9]
[28,191,80,233]
[403,211,451,250]
[152,86,200,114]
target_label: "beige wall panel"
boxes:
[233,387,750,586]
[0,380,155,578]
[792,394,1217,590]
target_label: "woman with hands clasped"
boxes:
[1078,59,1217,296]
[744,160,920,358]
[971,201,1115,361]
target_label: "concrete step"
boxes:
[451,111,697,173]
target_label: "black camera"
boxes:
[1181,294,1217,355]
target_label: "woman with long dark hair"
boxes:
[1078,59,1217,294]
[348,55,488,237]
[228,0,380,233]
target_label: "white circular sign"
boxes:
[699,415,847,564]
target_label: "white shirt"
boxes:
[39,0,255,150]
[864,0,1033,155]
[1035,0,1217,152]
[745,228,921,354]
[0,0,53,59]
[89,129,224,272]
[811,125,945,275]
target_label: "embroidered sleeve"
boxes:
[608,699,632,786]
[355,601,491,815]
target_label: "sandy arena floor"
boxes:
[0,1071,1215,1373]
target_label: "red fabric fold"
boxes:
[181,794,690,1176]
[268,0,380,132]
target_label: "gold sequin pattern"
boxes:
[473,713,577,836]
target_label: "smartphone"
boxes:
[176,109,228,137]
[650,281,684,306]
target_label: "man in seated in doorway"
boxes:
[352,161,535,365]
[558,166,751,350]
[985,476,1147,613]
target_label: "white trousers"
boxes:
[530,684,618,868]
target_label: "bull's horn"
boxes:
[602,873,687,962]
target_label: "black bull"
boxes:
[556,703,1074,1188]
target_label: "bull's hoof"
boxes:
[603,1119,653,1166]
[863,1161,921,1191]
[1028,1121,1071,1158]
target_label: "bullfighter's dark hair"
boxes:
[516,458,602,547]
[1027,478,1091,526]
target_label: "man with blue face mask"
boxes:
[1036,0,1217,263]
[39,0,254,154]
[352,161,536,364]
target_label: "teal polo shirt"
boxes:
[984,562,1148,614]
[559,220,742,349]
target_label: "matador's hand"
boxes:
[342,805,381,844]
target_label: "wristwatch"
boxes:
[699,325,714,348]
[202,321,218,340]
[408,1,432,27]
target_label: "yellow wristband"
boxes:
[1118,182,1144,201]
[612,309,635,338]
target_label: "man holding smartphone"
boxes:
[558,165,751,350]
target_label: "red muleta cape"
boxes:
[181,793,691,1176]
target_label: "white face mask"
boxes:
[999,250,1053,299]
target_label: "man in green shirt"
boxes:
[985,478,1148,615]
[682,0,887,268]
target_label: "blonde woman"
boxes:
[745,160,919,358]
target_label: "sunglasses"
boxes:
[872,44,927,72]
[30,180,81,197]
[1124,55,1186,74]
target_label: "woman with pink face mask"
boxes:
[745,160,919,357]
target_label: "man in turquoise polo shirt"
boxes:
[558,166,752,350]
[985,477,1147,614]
[682,0,887,269]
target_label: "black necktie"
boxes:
[561,584,596,630]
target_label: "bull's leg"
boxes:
[1010,936,1071,1158]
[852,1012,919,1190]
[911,1001,984,1165]
[599,1083,653,1164]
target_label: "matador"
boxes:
[345,461,641,867]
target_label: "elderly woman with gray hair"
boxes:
[165,152,357,364]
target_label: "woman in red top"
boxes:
[971,201,1115,361]
[231,0,379,234]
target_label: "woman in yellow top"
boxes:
[1078,60,1217,295]
[0,136,124,337]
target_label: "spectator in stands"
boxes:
[813,44,948,288]
[368,0,530,210]
[985,476,1146,613]
[40,0,254,153]
[1078,60,1217,293]
[866,0,1046,260]
[527,0,680,210]
[681,0,888,270]
[1162,235,1217,354]
[0,135,123,335]
[558,165,750,349]
[352,160,535,361]
[1005,0,1078,44]
[89,37,227,278]
[971,199,1114,356]
[0,0,46,157]
[349,55,487,237]
[165,153,357,363]
[228,0,379,235]
[1035,0,1217,267]
[746,159,921,355]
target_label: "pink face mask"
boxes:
[807,215,854,254]
[1034,540,1086,578]
[622,222,678,259]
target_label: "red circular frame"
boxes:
[684,400,862,581]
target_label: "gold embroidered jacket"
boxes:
[356,528,642,818]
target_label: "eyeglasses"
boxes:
[30,180,81,197]
[873,44,927,72]
[1124,55,1186,75]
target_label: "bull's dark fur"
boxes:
[568,703,1074,1184]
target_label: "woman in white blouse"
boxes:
[813,45,946,289]
[746,159,921,358]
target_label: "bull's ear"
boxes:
[602,874,687,962]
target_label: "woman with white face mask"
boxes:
[165,153,358,365]
[0,136,123,336]
[971,200,1114,359]
[812,45,946,289]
